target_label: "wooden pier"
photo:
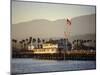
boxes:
[12,49,96,60]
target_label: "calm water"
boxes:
[11,58,96,74]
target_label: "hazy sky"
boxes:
[12,1,95,24]
[12,1,96,40]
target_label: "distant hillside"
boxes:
[12,14,96,41]
[68,34,96,42]
[71,14,96,35]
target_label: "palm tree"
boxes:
[12,39,15,48]
[22,39,25,49]
[14,39,17,49]
[37,38,41,48]
[19,41,22,50]
[25,38,29,50]
[49,38,54,43]
[27,37,32,50]
[72,40,75,50]
[26,38,28,43]
[42,39,45,44]
[32,38,36,44]
[32,38,36,48]
[12,39,17,49]
[29,37,32,44]
[21,40,23,49]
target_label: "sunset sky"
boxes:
[12,1,95,24]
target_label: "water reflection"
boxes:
[11,59,96,74]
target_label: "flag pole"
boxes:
[64,31,67,60]
[63,18,71,60]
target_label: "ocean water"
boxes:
[11,58,96,74]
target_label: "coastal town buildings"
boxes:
[32,39,72,54]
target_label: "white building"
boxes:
[28,45,35,50]
[32,39,72,54]
[43,43,58,48]
[33,43,58,54]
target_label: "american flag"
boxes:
[67,18,71,26]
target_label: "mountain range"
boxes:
[12,14,96,41]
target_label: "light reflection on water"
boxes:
[11,58,96,74]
